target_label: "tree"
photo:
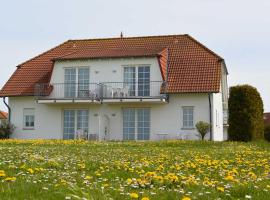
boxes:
[228,85,264,141]
[195,121,210,140]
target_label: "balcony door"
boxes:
[123,66,150,97]
[64,68,89,98]
[63,109,89,139]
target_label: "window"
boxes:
[63,109,89,139]
[64,67,90,98]
[123,66,150,97]
[64,68,76,98]
[123,108,150,140]
[124,67,136,96]
[182,107,194,128]
[137,109,150,140]
[138,66,150,96]
[78,68,90,97]
[123,109,136,140]
[63,110,75,139]
[23,108,35,129]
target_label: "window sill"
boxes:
[23,128,35,130]
[181,127,195,130]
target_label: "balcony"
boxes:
[35,81,167,104]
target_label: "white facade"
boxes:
[9,57,228,141]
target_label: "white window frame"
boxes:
[23,108,35,129]
[64,67,90,98]
[122,65,151,96]
[123,108,151,140]
[182,106,194,129]
[63,109,89,139]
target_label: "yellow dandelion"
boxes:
[217,186,225,192]
[130,192,139,199]
[141,197,149,200]
[85,175,92,180]
[224,175,234,181]
[126,178,133,184]
[0,170,6,177]
[27,168,34,174]
[182,197,191,200]
[5,177,16,181]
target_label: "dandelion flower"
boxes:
[0,170,6,177]
[141,197,149,200]
[5,177,16,181]
[217,186,225,192]
[130,192,139,199]
[182,197,191,200]
[224,175,234,181]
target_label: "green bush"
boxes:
[228,85,264,141]
[0,122,15,139]
[195,121,210,140]
[264,125,270,142]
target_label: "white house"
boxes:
[0,34,228,141]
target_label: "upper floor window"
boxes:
[23,108,35,129]
[64,67,90,98]
[182,106,194,128]
[123,66,150,96]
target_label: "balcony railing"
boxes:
[35,81,166,100]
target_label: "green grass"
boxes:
[0,140,269,200]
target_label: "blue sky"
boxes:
[1,0,270,111]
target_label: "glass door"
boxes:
[138,66,150,96]
[63,109,89,139]
[123,108,150,140]
[64,68,76,98]
[123,67,136,96]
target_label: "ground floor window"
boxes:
[63,109,89,139]
[123,108,150,140]
[182,106,194,128]
[23,108,35,129]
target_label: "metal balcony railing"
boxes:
[35,81,166,100]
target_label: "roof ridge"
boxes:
[69,34,186,42]
[16,40,71,67]
[184,34,223,61]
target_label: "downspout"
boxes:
[208,93,213,141]
[3,97,11,123]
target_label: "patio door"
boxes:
[123,108,150,140]
[63,109,89,139]
[123,66,150,97]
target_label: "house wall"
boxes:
[50,57,163,84]
[9,93,225,141]
[211,92,224,141]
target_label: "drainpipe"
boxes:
[3,97,11,123]
[208,93,213,141]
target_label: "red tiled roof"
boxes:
[264,113,270,125]
[0,34,225,96]
[0,111,8,119]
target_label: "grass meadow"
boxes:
[0,140,270,200]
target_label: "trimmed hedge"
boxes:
[228,85,264,141]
